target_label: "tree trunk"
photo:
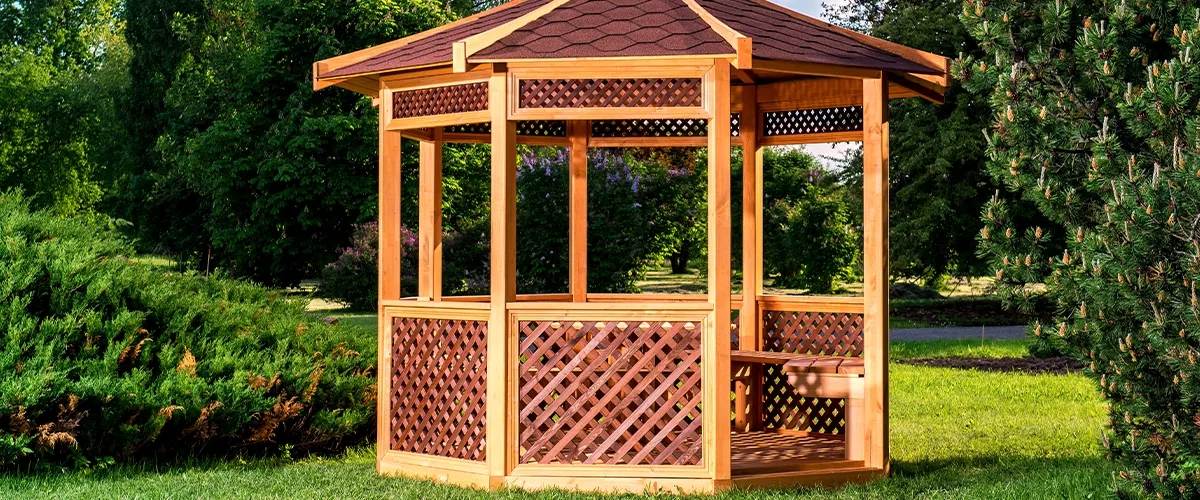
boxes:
[669,245,691,274]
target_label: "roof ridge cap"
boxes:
[681,0,752,69]
[453,0,573,72]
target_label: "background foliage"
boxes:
[0,192,375,468]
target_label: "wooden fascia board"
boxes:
[452,0,571,72]
[745,0,950,86]
[752,58,882,79]
[312,0,537,88]
[683,0,752,69]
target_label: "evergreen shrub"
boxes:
[962,2,1200,496]
[0,193,374,469]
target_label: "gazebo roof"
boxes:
[315,0,945,84]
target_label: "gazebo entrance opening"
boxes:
[314,0,948,492]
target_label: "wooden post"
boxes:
[704,58,733,485]
[737,85,764,433]
[486,63,517,488]
[568,120,589,302]
[376,90,402,469]
[862,73,890,472]
[418,127,444,300]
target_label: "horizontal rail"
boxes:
[440,293,573,303]
[756,295,864,314]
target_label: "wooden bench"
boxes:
[731,350,865,461]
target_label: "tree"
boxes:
[827,0,999,287]
[761,149,858,293]
[962,2,1200,496]
[141,0,451,285]
[0,0,129,216]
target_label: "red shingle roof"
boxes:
[324,0,559,78]
[319,0,943,80]
[695,0,937,75]
[472,0,733,60]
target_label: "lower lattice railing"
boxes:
[517,318,705,466]
[389,316,488,461]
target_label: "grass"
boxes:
[0,315,1110,499]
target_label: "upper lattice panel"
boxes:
[316,0,945,81]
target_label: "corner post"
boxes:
[737,85,764,433]
[486,63,517,488]
[705,58,733,486]
[376,88,402,468]
[568,120,589,303]
[862,73,891,473]
[419,127,444,300]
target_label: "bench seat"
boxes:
[731,350,864,375]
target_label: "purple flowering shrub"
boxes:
[319,220,490,309]
[318,222,416,310]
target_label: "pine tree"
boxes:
[961,1,1200,496]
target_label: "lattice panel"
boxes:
[590,114,740,138]
[762,106,863,137]
[444,123,492,135]
[592,118,706,138]
[518,78,703,109]
[392,82,489,119]
[390,317,488,461]
[519,120,567,136]
[762,371,847,434]
[518,319,704,466]
[762,311,865,357]
[760,310,864,435]
[440,121,568,137]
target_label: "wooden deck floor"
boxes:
[731,431,861,476]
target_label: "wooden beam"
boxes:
[759,131,863,146]
[376,85,403,469]
[752,58,882,80]
[704,58,733,484]
[418,128,444,300]
[738,85,764,433]
[568,121,589,303]
[861,74,890,473]
[889,71,946,104]
[486,63,517,487]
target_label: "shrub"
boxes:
[0,193,375,469]
[318,222,416,310]
[962,2,1200,496]
[764,182,858,294]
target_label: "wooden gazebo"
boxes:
[314,0,947,493]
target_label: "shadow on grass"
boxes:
[2,449,1113,500]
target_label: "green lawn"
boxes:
[0,330,1109,499]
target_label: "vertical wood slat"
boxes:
[862,74,890,473]
[487,62,518,486]
[419,127,444,300]
[568,121,589,303]
[704,58,732,483]
[377,91,402,468]
[738,85,764,433]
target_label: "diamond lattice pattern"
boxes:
[518,319,704,466]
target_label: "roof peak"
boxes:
[317,0,946,82]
